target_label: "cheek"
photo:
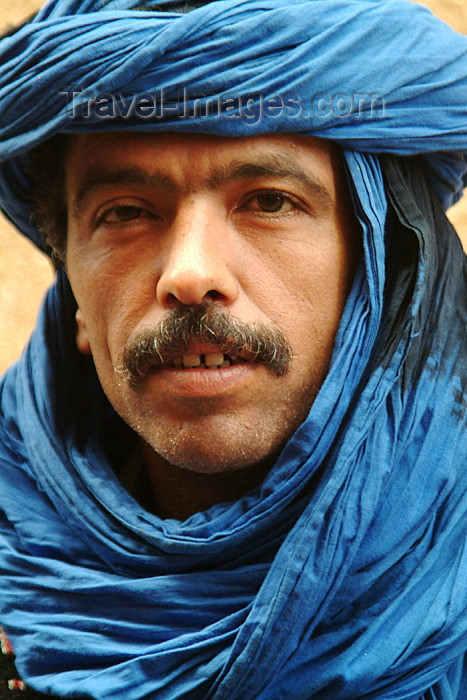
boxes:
[248,229,354,378]
[247,231,351,322]
[67,248,152,366]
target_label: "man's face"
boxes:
[65,132,357,473]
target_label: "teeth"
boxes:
[182,354,201,368]
[204,352,225,367]
[172,353,244,369]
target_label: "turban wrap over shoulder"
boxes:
[0,0,467,698]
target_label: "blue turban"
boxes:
[0,1,467,698]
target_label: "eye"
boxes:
[256,193,287,212]
[240,191,301,214]
[96,204,157,226]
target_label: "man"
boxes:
[0,0,466,698]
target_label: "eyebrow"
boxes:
[208,157,334,205]
[72,169,175,217]
[71,154,334,217]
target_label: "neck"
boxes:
[139,439,275,520]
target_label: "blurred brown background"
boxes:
[1,0,466,374]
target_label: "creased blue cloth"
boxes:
[0,1,466,698]
[1,0,467,249]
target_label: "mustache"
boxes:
[115,303,292,384]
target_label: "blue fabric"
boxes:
[1,0,467,249]
[0,1,466,698]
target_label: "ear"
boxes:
[75,308,91,355]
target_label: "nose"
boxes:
[156,199,238,308]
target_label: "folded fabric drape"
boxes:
[0,1,466,698]
[1,0,466,249]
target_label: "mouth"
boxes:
[119,304,292,385]
[130,346,258,399]
[168,351,250,370]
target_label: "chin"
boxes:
[149,437,269,474]
[116,387,314,476]
[138,418,286,475]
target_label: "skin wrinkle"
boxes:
[65,131,358,514]
[70,157,334,221]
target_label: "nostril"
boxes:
[205,290,224,302]
[164,290,224,306]
[157,265,238,307]
[165,292,180,306]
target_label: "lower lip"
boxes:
[142,362,259,397]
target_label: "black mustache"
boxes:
[117,304,292,384]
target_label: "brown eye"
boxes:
[240,191,299,215]
[256,194,286,212]
[104,205,143,223]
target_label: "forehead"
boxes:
[65,131,345,200]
